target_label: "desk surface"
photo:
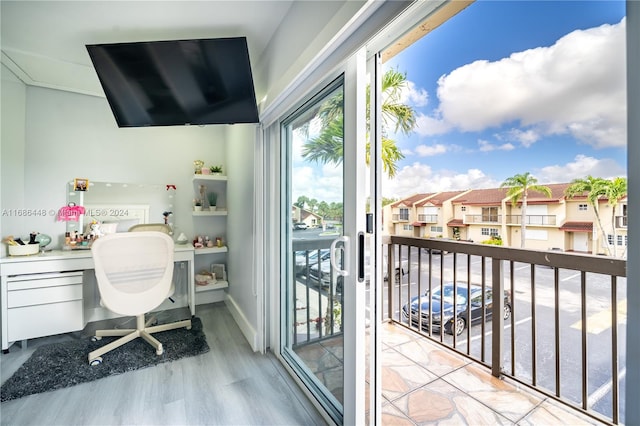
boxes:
[0,245,195,265]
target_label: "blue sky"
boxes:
[382,0,627,198]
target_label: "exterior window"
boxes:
[481,228,499,236]
[481,207,498,222]
[403,224,413,231]
[461,206,466,212]
[617,235,627,246]
[578,204,588,211]
[399,208,409,221]
[608,234,614,245]
[430,226,443,233]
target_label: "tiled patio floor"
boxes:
[377,321,605,425]
[296,322,607,424]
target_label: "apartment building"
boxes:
[386,183,627,257]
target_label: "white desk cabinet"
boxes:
[1,247,195,351]
[6,271,84,342]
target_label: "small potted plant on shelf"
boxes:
[193,199,202,212]
[208,192,218,211]
[210,165,223,175]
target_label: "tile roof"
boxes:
[416,190,467,207]
[559,221,593,232]
[391,193,433,208]
[447,219,467,227]
[453,187,508,205]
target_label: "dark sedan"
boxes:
[402,282,512,335]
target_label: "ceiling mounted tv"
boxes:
[86,37,259,127]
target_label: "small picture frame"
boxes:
[74,178,89,191]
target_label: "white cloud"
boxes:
[536,154,626,183]
[497,128,541,147]
[415,143,448,156]
[382,162,500,198]
[421,19,626,149]
[478,139,515,152]
[400,80,429,107]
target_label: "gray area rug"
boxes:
[1,317,208,402]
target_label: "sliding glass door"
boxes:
[280,50,369,424]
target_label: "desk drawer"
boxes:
[8,284,83,308]
[8,300,84,341]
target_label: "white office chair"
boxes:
[88,231,191,365]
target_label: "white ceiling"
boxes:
[0,1,295,97]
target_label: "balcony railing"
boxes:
[292,239,343,347]
[465,214,501,223]
[392,214,410,222]
[385,236,626,425]
[417,214,438,223]
[615,216,627,228]
[505,214,557,225]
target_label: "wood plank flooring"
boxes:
[0,302,327,426]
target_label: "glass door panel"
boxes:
[282,78,346,421]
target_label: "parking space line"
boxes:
[570,299,627,334]
[588,368,626,407]
[561,272,580,282]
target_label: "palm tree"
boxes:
[301,69,416,178]
[564,176,611,256]
[500,172,552,248]
[600,177,627,258]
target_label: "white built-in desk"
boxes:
[0,246,195,352]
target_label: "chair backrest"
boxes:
[91,232,175,316]
[128,223,172,234]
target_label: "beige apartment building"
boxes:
[384,183,627,257]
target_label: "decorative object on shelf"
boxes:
[176,232,189,245]
[211,263,226,281]
[57,202,85,222]
[201,167,210,175]
[88,221,104,239]
[207,192,217,211]
[193,160,204,174]
[2,235,41,256]
[193,199,202,211]
[195,270,216,286]
[215,237,223,248]
[193,235,204,248]
[199,185,210,210]
[73,178,89,191]
[210,165,223,175]
[34,233,52,253]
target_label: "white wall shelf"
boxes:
[194,246,228,255]
[192,209,228,216]
[192,174,228,302]
[195,280,228,292]
[192,174,227,182]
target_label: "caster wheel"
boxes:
[156,344,164,356]
[186,325,192,330]
[89,357,103,366]
[91,336,102,342]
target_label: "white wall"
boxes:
[256,1,366,113]
[224,123,261,350]
[0,78,225,250]
[0,64,27,242]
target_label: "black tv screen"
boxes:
[86,37,259,127]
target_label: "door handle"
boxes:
[330,236,350,279]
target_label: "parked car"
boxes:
[402,282,512,335]
[295,249,330,275]
[293,222,308,230]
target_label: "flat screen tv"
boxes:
[86,37,259,127]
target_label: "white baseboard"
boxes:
[225,295,258,351]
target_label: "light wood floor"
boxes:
[0,302,327,426]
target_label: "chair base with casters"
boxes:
[88,314,192,365]
[88,231,191,365]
